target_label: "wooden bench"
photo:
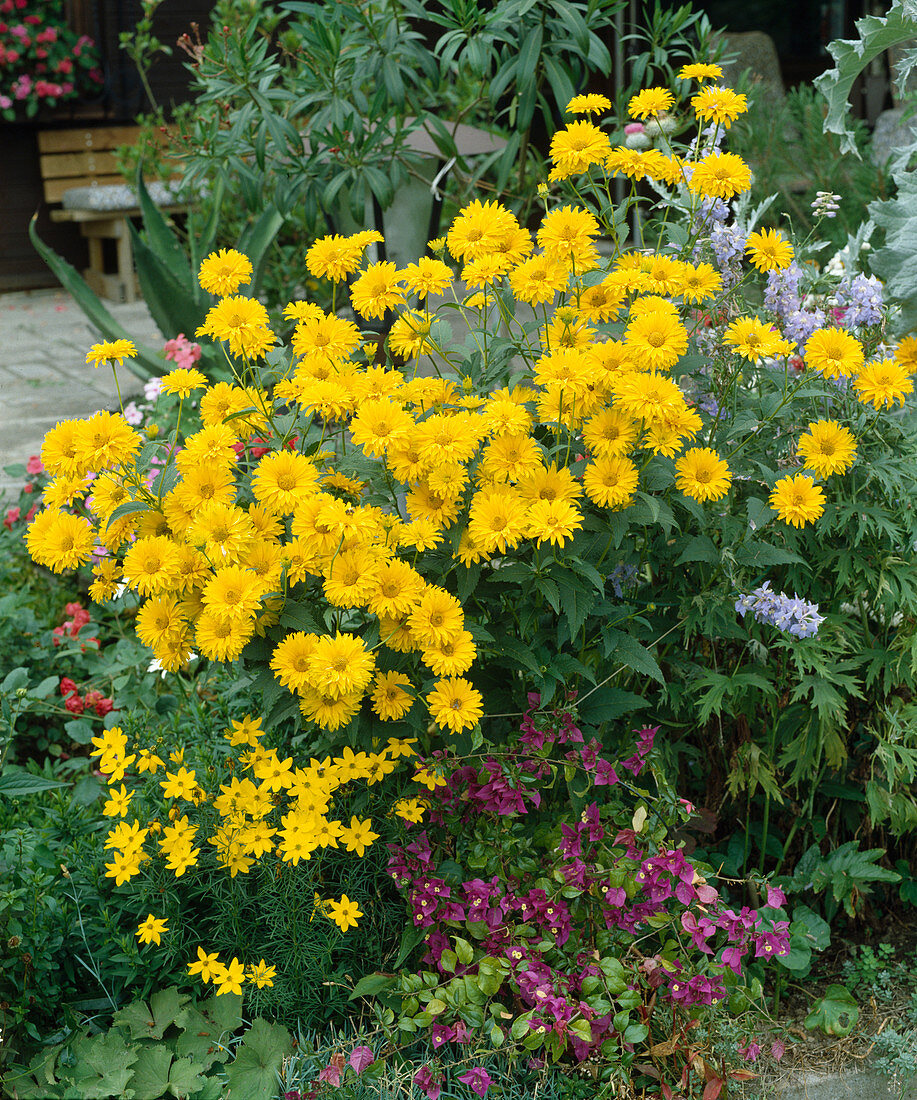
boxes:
[37,126,188,303]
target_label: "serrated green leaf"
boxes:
[606,630,665,684]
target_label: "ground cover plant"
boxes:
[6,46,917,1100]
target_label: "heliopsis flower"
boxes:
[744,229,794,272]
[421,629,477,677]
[299,687,362,730]
[447,199,519,262]
[853,358,914,408]
[467,487,528,554]
[686,152,752,200]
[195,608,255,662]
[723,316,785,361]
[122,535,182,597]
[527,498,583,546]
[566,93,611,114]
[679,262,722,304]
[769,473,826,528]
[26,509,95,572]
[350,400,415,458]
[549,121,611,178]
[401,255,453,298]
[85,339,136,368]
[426,676,484,733]
[136,914,169,946]
[326,894,363,932]
[804,327,865,380]
[371,670,414,721]
[625,310,689,371]
[675,447,732,502]
[581,408,639,458]
[196,296,274,359]
[628,87,675,119]
[577,277,626,321]
[250,450,320,515]
[537,205,600,268]
[678,62,723,82]
[306,234,365,281]
[797,420,857,476]
[198,249,252,295]
[507,253,569,305]
[895,336,917,370]
[350,262,404,319]
[160,367,208,398]
[691,85,748,128]
[309,632,376,697]
[292,312,361,363]
[202,565,267,624]
[74,410,142,472]
[610,370,685,424]
[582,455,639,508]
[409,586,465,647]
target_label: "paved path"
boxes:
[0,289,162,496]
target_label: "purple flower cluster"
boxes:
[735,581,824,638]
[387,700,790,1077]
[835,273,884,329]
[764,263,826,348]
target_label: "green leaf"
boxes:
[814,2,917,156]
[28,216,161,381]
[805,983,859,1036]
[223,1018,293,1100]
[238,204,286,298]
[0,769,68,797]
[113,986,188,1041]
[394,923,427,967]
[577,687,647,724]
[135,171,193,286]
[69,1030,138,1099]
[350,973,397,999]
[454,937,475,965]
[2,667,28,692]
[129,222,208,343]
[676,535,719,565]
[606,630,665,684]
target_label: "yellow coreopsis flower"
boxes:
[136,914,169,946]
[326,894,363,932]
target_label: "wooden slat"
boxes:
[50,203,190,224]
[43,174,128,203]
[40,150,121,180]
[37,126,141,154]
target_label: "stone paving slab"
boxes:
[0,288,162,497]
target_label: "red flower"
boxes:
[3,506,20,530]
[59,677,78,698]
[64,695,85,715]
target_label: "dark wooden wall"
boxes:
[0,0,215,291]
